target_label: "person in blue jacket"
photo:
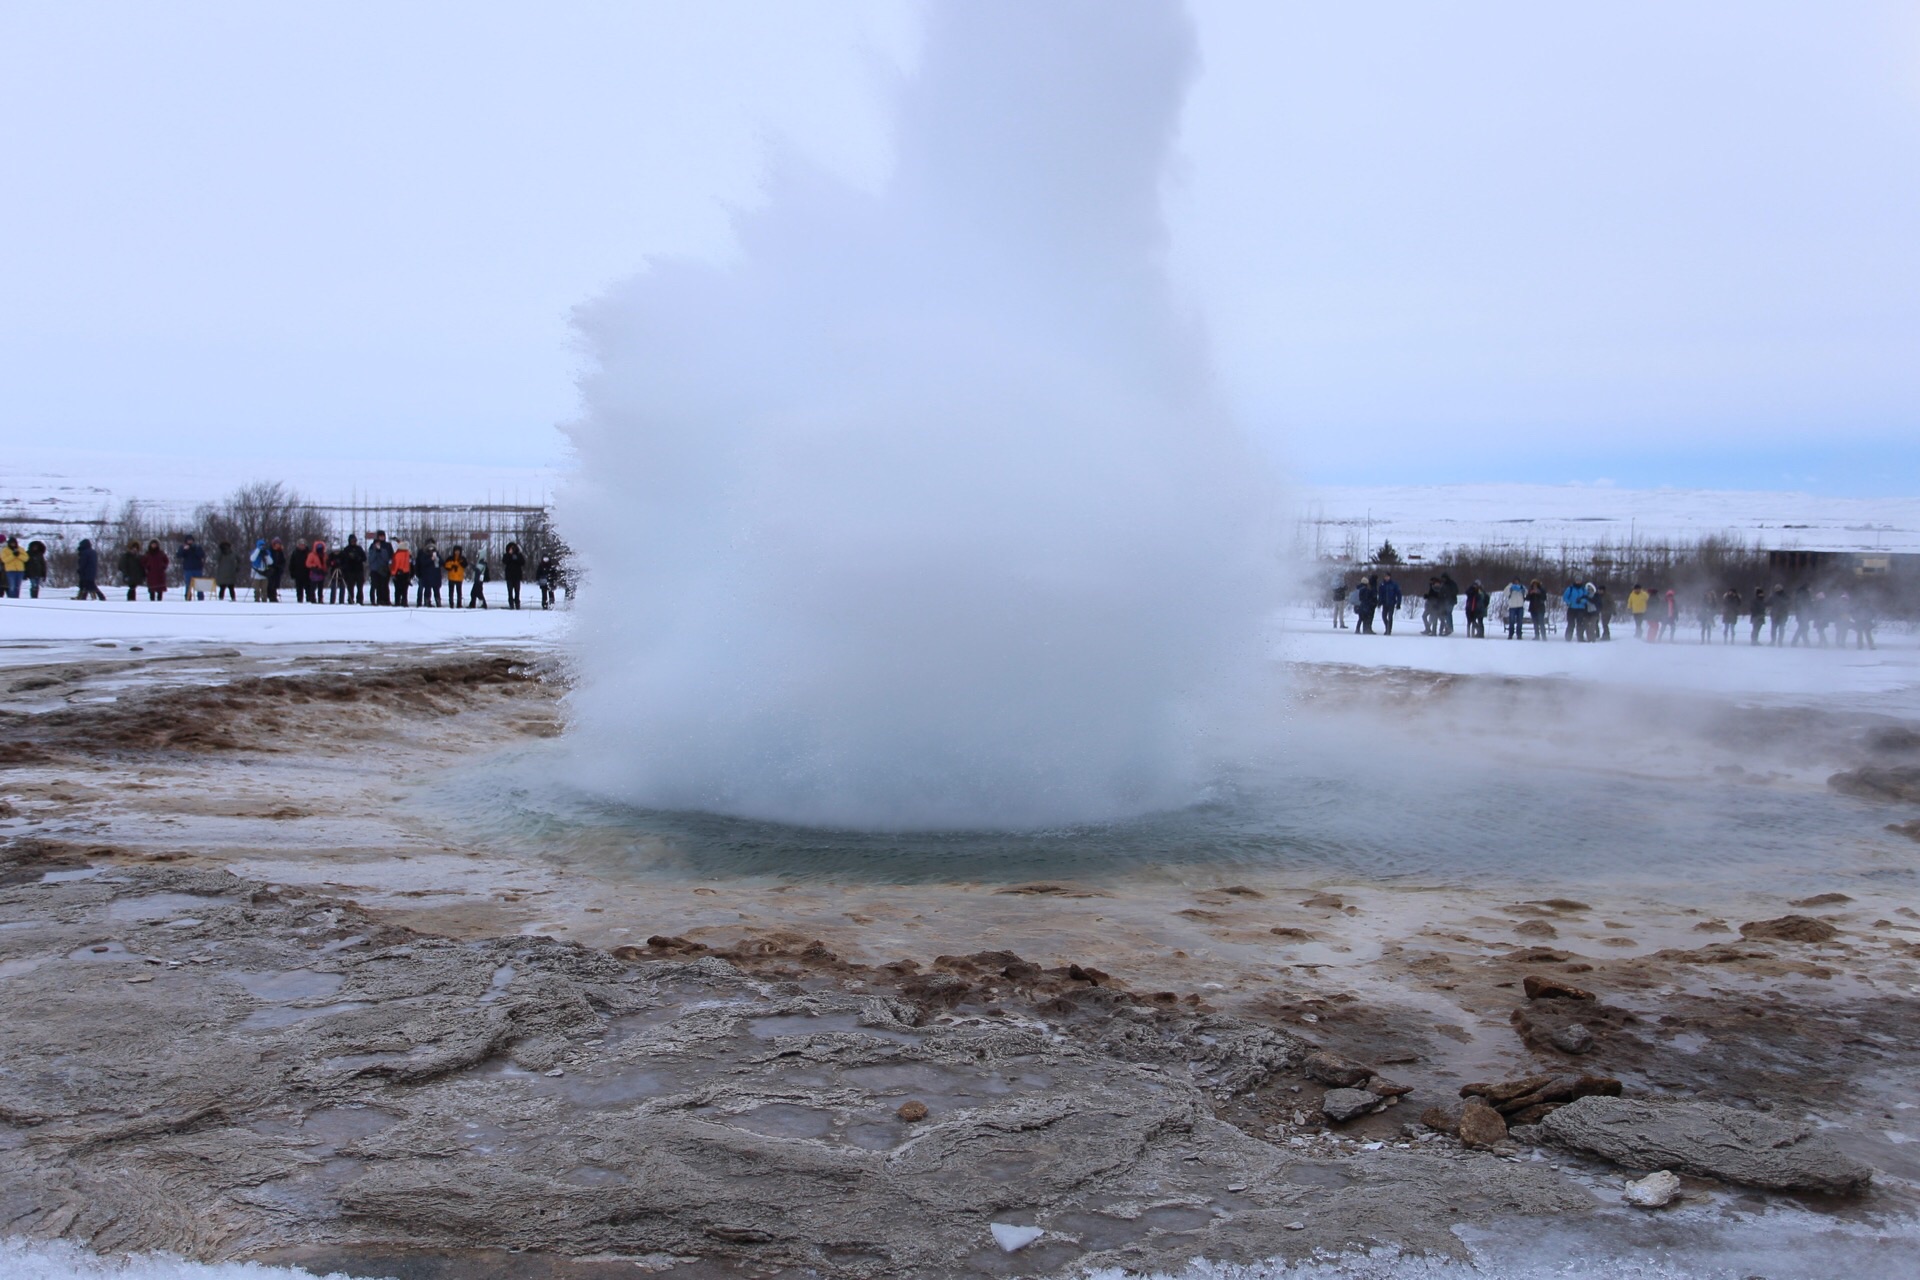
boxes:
[1377,573,1402,635]
[176,535,206,598]
[1562,580,1589,641]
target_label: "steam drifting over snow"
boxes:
[559,0,1273,830]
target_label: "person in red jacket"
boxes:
[141,540,170,600]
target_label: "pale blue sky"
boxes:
[3,2,1917,492]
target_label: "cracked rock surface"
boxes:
[0,863,1596,1277]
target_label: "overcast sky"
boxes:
[4,1,1917,493]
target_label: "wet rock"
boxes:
[1502,947,1572,963]
[1886,819,1920,844]
[1365,1075,1413,1098]
[1513,920,1558,939]
[1461,1074,1621,1125]
[1548,1024,1595,1055]
[1788,893,1853,908]
[1523,975,1595,1002]
[1623,1169,1681,1208]
[1321,1088,1383,1123]
[1304,1051,1372,1088]
[1458,1098,1507,1148]
[1827,764,1920,803]
[1738,915,1838,944]
[1269,927,1314,941]
[897,1100,929,1122]
[1419,1103,1460,1137]
[1538,1096,1874,1195]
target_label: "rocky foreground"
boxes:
[0,838,1890,1279]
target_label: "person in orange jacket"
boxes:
[443,545,467,608]
[391,541,414,607]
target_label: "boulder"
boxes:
[1548,1023,1595,1055]
[1538,1096,1873,1196]
[1827,765,1920,803]
[1738,915,1838,944]
[1623,1169,1681,1208]
[1523,975,1595,1001]
[1320,1087,1382,1123]
[1457,1097,1507,1148]
[1303,1050,1372,1088]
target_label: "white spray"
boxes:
[559,0,1275,830]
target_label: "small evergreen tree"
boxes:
[1375,539,1402,566]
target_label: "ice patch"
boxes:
[0,1238,382,1279]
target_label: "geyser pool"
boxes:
[558,0,1274,831]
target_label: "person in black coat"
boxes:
[337,534,368,605]
[118,540,143,602]
[75,538,105,600]
[501,542,526,610]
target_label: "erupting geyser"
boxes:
[560,0,1274,830]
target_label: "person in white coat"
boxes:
[1502,580,1528,639]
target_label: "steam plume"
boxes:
[560,0,1273,830]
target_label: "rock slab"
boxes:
[1538,1096,1873,1196]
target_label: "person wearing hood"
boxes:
[266,538,288,602]
[1719,588,1741,643]
[0,536,24,598]
[213,540,242,600]
[141,540,169,600]
[1627,584,1649,637]
[306,540,330,604]
[73,538,103,600]
[1748,586,1768,646]
[1769,584,1790,646]
[1438,573,1459,635]
[22,539,46,597]
[1591,583,1610,640]
[177,535,205,599]
[1377,572,1402,635]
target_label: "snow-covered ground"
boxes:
[1278,604,1919,711]
[1299,482,1920,559]
[0,597,568,663]
[6,593,1912,719]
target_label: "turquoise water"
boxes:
[454,728,1911,895]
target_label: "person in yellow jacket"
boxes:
[0,536,27,599]
[1627,584,1650,638]
[443,545,467,608]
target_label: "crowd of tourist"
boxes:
[2,530,569,610]
[1332,571,1881,650]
